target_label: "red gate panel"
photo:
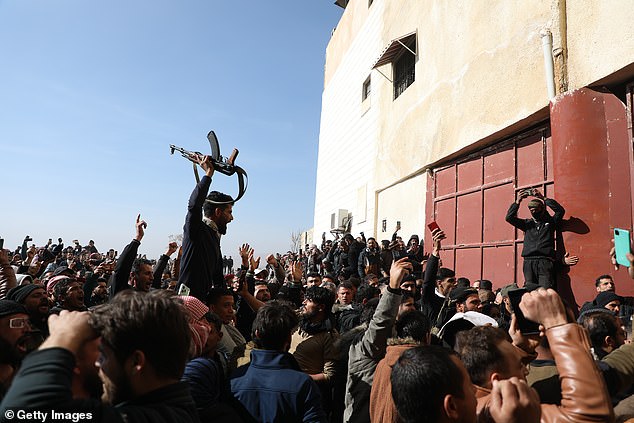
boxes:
[427,125,552,286]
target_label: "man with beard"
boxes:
[50,278,87,314]
[0,290,198,422]
[289,286,339,417]
[0,300,35,400]
[358,237,382,278]
[109,215,155,298]
[179,154,234,300]
[506,188,565,289]
[88,279,109,308]
[6,284,50,338]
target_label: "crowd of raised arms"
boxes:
[2,156,634,423]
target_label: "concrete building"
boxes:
[312,0,634,304]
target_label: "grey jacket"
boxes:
[343,288,401,423]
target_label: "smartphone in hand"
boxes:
[178,284,191,297]
[508,288,541,335]
[427,221,441,233]
[614,228,632,267]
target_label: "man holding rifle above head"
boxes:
[179,154,235,301]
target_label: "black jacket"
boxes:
[179,175,223,301]
[108,239,140,299]
[0,348,200,423]
[505,198,565,258]
[420,254,448,327]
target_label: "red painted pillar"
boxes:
[551,87,633,306]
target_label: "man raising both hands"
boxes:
[179,154,235,301]
[505,188,564,289]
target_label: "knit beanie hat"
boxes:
[6,284,42,304]
[0,300,28,318]
[595,291,622,308]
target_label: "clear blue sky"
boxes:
[0,1,342,261]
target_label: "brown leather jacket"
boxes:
[475,323,614,422]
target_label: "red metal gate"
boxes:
[426,125,553,289]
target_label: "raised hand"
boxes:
[389,256,413,289]
[266,254,278,267]
[290,260,303,282]
[431,229,446,256]
[135,214,147,242]
[194,154,215,177]
[516,189,531,204]
[165,242,178,257]
[249,250,261,272]
[239,243,251,267]
[489,377,541,423]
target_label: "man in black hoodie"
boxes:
[505,188,565,289]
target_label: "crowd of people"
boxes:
[2,157,634,423]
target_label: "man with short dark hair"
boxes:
[290,286,339,416]
[230,301,327,422]
[337,281,354,306]
[420,229,455,329]
[449,287,482,321]
[179,154,234,300]
[358,237,381,278]
[108,215,154,298]
[0,290,199,422]
[390,345,477,423]
[208,287,246,372]
[579,310,626,359]
[455,289,613,422]
[51,278,87,314]
[306,272,322,288]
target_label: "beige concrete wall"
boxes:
[374,1,551,186]
[566,0,634,89]
[314,0,634,242]
[375,174,427,242]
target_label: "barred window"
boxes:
[393,39,416,99]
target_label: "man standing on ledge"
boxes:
[506,188,564,289]
[179,154,234,300]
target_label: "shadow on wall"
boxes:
[555,216,591,313]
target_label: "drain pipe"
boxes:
[541,29,556,100]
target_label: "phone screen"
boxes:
[507,288,541,335]
[614,228,632,267]
[0,239,4,250]
[427,221,440,233]
[178,284,191,297]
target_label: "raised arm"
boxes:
[422,229,445,304]
[358,257,411,359]
[0,249,17,300]
[506,189,530,230]
[152,242,178,289]
[108,215,145,298]
[521,289,614,422]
